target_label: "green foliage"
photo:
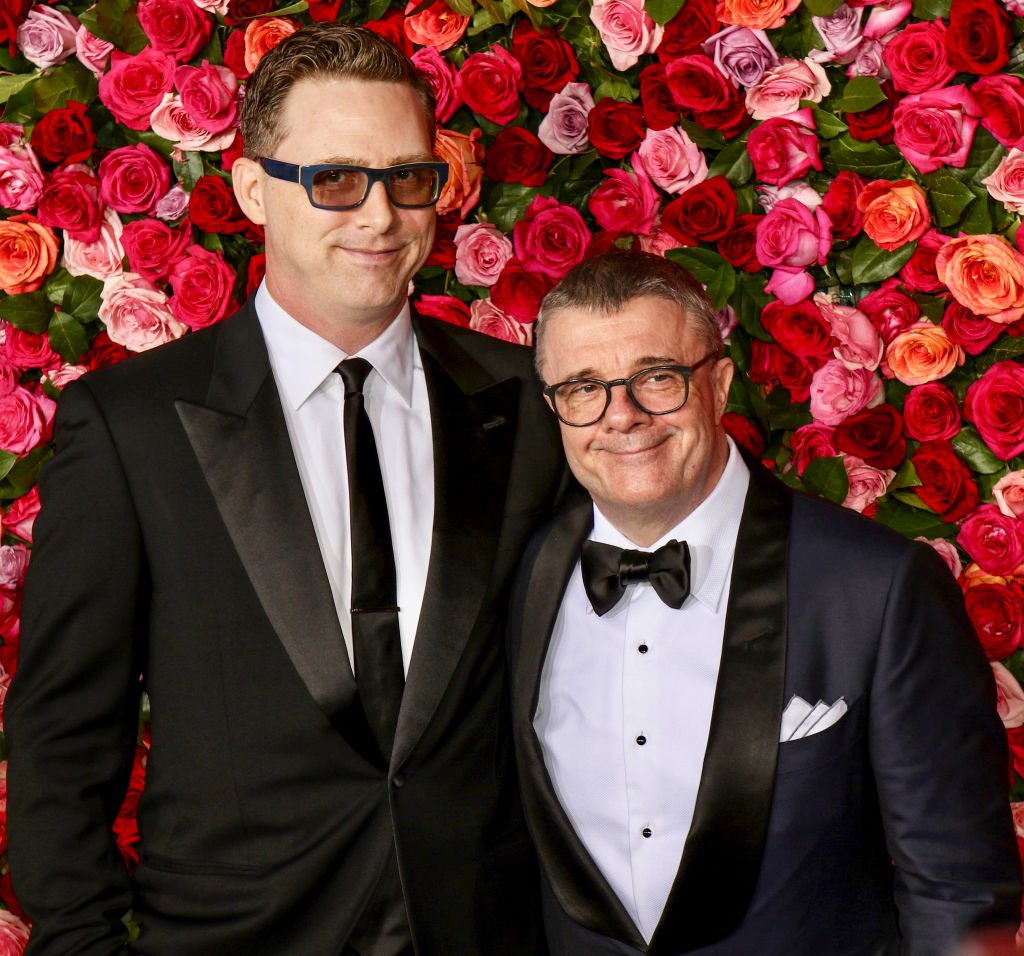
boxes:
[923,170,976,229]
[0,292,54,334]
[850,236,917,284]
[836,77,886,113]
[78,0,147,54]
[665,248,735,310]
[801,456,849,504]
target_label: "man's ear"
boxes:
[232,157,268,226]
[712,356,734,421]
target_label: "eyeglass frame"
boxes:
[257,157,450,211]
[542,353,718,427]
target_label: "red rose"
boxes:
[883,22,955,94]
[789,423,838,475]
[510,23,579,112]
[588,98,645,160]
[964,360,1024,460]
[136,0,213,63]
[222,28,250,79]
[485,127,552,187]
[30,100,95,166]
[245,252,266,298]
[188,175,250,235]
[512,196,590,280]
[973,75,1024,148]
[717,214,762,273]
[899,229,949,293]
[858,278,920,342]
[665,55,733,114]
[113,739,149,873]
[747,340,815,402]
[959,503,1024,576]
[946,0,1012,75]
[98,48,176,132]
[833,403,906,470]
[424,213,459,269]
[845,82,898,144]
[760,299,833,358]
[36,168,104,243]
[657,0,719,59]
[168,245,237,330]
[364,9,414,56]
[490,258,554,323]
[902,382,961,441]
[83,331,131,370]
[722,411,765,457]
[911,439,980,522]
[0,0,31,55]
[224,0,273,26]
[456,46,522,126]
[415,294,471,328]
[691,86,751,139]
[121,218,192,284]
[661,176,737,244]
[2,328,60,372]
[942,301,1003,355]
[307,0,343,20]
[822,170,866,243]
[964,581,1024,660]
[639,63,680,131]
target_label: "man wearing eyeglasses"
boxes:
[7,24,564,956]
[507,250,1020,956]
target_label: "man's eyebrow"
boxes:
[317,154,436,167]
[557,357,680,380]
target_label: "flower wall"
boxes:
[1,0,1024,940]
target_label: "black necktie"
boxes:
[581,539,691,617]
[338,358,404,760]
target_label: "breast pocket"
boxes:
[775,695,865,777]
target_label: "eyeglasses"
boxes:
[258,158,449,211]
[542,355,717,427]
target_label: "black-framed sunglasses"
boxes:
[258,158,450,211]
[542,354,717,427]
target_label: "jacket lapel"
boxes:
[391,317,520,771]
[512,500,648,950]
[174,303,375,760]
[649,458,791,955]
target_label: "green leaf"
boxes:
[707,138,754,184]
[486,183,541,234]
[850,235,917,284]
[173,153,207,193]
[959,188,994,235]
[801,456,849,505]
[0,447,51,500]
[890,488,937,511]
[447,0,474,17]
[0,73,38,106]
[33,62,98,114]
[977,334,1024,370]
[705,261,737,312]
[765,389,813,430]
[592,72,639,103]
[909,293,946,323]
[48,312,90,364]
[810,106,847,139]
[923,169,976,228]
[964,128,1004,185]
[953,426,1006,474]
[62,276,105,323]
[734,271,774,342]
[0,451,18,483]
[79,0,148,53]
[827,135,905,179]
[44,269,74,308]
[837,76,886,113]
[367,0,390,18]
[874,496,954,539]
[678,118,725,151]
[911,0,951,17]
[0,292,55,334]
[646,0,686,24]
[890,457,921,491]
[803,0,842,15]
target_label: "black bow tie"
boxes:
[581,539,692,617]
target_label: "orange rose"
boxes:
[856,179,930,251]
[885,322,964,385]
[403,0,469,51]
[935,233,1024,324]
[962,561,1011,588]
[716,0,800,30]
[243,17,300,74]
[0,213,59,295]
[434,128,483,219]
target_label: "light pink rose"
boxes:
[63,208,126,280]
[981,149,1024,215]
[993,662,1024,728]
[0,384,56,455]
[469,299,533,346]
[915,536,963,578]
[590,0,664,71]
[809,359,884,426]
[538,82,594,155]
[411,47,462,124]
[637,126,708,195]
[702,25,779,87]
[17,5,79,70]
[809,5,864,65]
[75,25,114,78]
[0,142,44,213]
[0,546,28,592]
[0,907,30,955]
[813,293,882,370]
[150,93,237,156]
[861,0,912,37]
[847,38,888,78]
[757,179,823,211]
[44,363,89,390]
[192,0,230,13]
[747,108,821,187]
[454,223,514,287]
[638,227,686,255]
[893,85,981,175]
[155,184,190,222]
[993,471,1024,519]
[745,58,831,120]
[842,454,894,512]
[175,62,239,136]
[99,272,188,352]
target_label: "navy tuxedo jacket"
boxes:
[508,459,1021,956]
[7,301,566,955]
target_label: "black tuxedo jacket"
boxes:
[508,459,1021,956]
[7,301,566,955]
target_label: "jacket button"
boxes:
[392,774,406,789]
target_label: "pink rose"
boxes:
[63,208,125,280]
[0,546,28,592]
[538,82,594,155]
[964,360,1024,460]
[0,385,56,455]
[893,85,981,175]
[454,223,514,287]
[702,25,779,87]
[842,454,895,512]
[0,140,44,213]
[942,302,1002,356]
[121,218,191,284]
[992,662,1024,728]
[861,0,913,37]
[99,144,170,216]
[412,47,462,124]
[813,293,882,370]
[2,328,60,372]
[17,5,78,70]
[637,125,708,194]
[168,245,236,330]
[150,93,237,156]
[973,74,1024,149]
[881,20,955,93]
[808,5,864,66]
[98,47,176,132]
[590,0,664,70]
[809,359,884,426]
[994,471,1024,519]
[859,278,921,342]
[513,196,590,280]
[136,0,213,63]
[747,108,822,186]
[588,154,661,234]
[981,148,1024,214]
[745,58,831,120]
[155,184,190,222]
[469,299,533,346]
[175,62,239,136]
[900,228,951,293]
[75,25,114,78]
[756,198,831,268]
[757,180,823,212]
[638,227,686,255]
[99,272,187,352]
[915,536,963,578]
[402,0,468,52]
[44,363,89,390]
[456,45,522,126]
[36,167,104,243]
[958,503,1024,576]
[3,487,40,544]
[0,908,29,955]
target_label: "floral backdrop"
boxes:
[1,0,1024,944]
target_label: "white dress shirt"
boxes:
[256,284,434,674]
[534,440,749,941]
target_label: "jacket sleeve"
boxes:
[6,379,142,955]
[867,542,1022,954]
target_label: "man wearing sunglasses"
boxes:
[506,250,1020,955]
[7,24,564,956]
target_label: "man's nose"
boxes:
[602,383,650,430]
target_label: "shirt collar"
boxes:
[255,282,417,411]
[590,438,750,613]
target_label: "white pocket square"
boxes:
[780,695,847,742]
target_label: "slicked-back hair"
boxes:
[534,250,726,378]
[241,23,437,161]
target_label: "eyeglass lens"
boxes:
[554,368,690,425]
[311,166,441,208]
